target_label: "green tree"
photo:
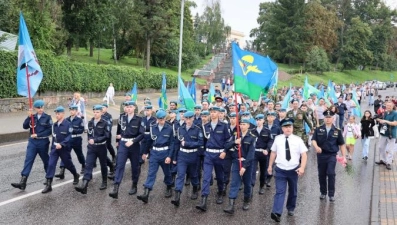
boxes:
[340,17,373,70]
[306,46,330,74]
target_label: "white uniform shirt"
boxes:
[271,134,308,170]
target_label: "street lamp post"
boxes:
[177,0,185,99]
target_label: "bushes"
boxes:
[0,50,177,98]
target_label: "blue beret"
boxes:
[267,100,274,104]
[184,111,194,118]
[240,119,251,124]
[209,106,221,111]
[69,104,78,110]
[125,92,131,96]
[144,105,153,110]
[323,110,335,117]
[201,110,210,116]
[93,105,103,110]
[124,101,137,106]
[255,114,265,119]
[228,103,235,107]
[201,99,209,103]
[145,101,152,105]
[169,110,177,114]
[156,110,166,119]
[219,108,226,113]
[267,112,277,117]
[310,93,316,96]
[33,100,45,108]
[279,109,287,112]
[240,111,250,116]
[102,103,109,108]
[280,118,294,126]
[54,106,65,113]
[178,108,187,113]
[229,112,236,117]
[194,104,202,109]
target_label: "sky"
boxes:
[191,0,397,42]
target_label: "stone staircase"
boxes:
[213,53,232,83]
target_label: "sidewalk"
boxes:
[0,91,181,143]
[371,142,397,225]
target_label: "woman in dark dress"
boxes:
[360,110,375,160]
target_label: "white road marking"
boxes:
[0,161,131,207]
[0,141,28,148]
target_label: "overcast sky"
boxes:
[191,0,397,41]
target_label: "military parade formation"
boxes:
[10,79,397,223]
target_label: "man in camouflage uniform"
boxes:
[250,99,261,118]
[286,99,313,141]
[299,103,316,147]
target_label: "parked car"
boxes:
[375,81,387,90]
[385,81,393,88]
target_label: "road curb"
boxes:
[370,140,379,225]
[0,119,120,145]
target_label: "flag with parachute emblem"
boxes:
[158,73,168,109]
[178,77,195,110]
[131,82,138,102]
[17,12,43,97]
[232,42,278,100]
[208,83,215,103]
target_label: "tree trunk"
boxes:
[89,40,94,57]
[146,38,151,71]
[66,39,72,57]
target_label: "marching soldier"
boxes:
[75,105,110,194]
[196,110,210,188]
[54,105,85,179]
[140,105,157,163]
[109,101,144,198]
[42,106,80,193]
[223,119,256,214]
[137,110,174,203]
[171,111,204,206]
[264,112,282,187]
[223,112,237,196]
[102,103,116,163]
[11,100,52,191]
[193,104,202,126]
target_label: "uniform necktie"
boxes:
[285,136,291,161]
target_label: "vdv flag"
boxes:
[178,77,195,110]
[158,73,168,109]
[17,12,43,97]
[351,91,362,117]
[232,42,277,100]
[131,82,138,102]
[208,83,215,103]
[189,78,196,103]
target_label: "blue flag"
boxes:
[158,73,168,109]
[131,82,137,102]
[189,78,196,103]
[232,42,278,100]
[178,77,195,110]
[17,12,43,97]
[282,83,292,109]
[327,80,337,103]
[208,83,215,103]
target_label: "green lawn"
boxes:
[278,69,396,87]
[63,48,212,85]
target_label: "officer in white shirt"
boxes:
[268,118,308,223]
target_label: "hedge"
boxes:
[0,50,177,98]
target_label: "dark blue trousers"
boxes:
[46,145,77,178]
[317,154,337,197]
[60,137,85,167]
[251,152,271,187]
[272,166,298,215]
[143,150,172,190]
[114,141,141,184]
[175,152,199,192]
[21,138,50,177]
[83,144,108,180]
[201,151,224,196]
[223,155,233,186]
[229,161,253,199]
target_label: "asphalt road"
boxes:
[0,90,389,225]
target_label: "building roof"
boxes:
[0,30,17,51]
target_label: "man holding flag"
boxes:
[11,13,51,191]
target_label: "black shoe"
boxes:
[375,160,386,165]
[259,186,265,195]
[80,166,85,175]
[99,178,107,190]
[265,177,271,187]
[195,196,208,212]
[73,173,80,185]
[329,196,335,202]
[41,178,53,194]
[109,184,119,199]
[271,212,281,222]
[320,194,326,200]
[288,211,294,216]
[242,196,250,211]
[171,190,181,207]
[216,191,223,204]
[54,167,65,179]
[107,172,115,180]
[165,185,172,198]
[386,164,392,170]
[11,176,27,191]
[128,182,138,195]
[191,185,199,200]
[75,179,89,194]
[137,188,150,203]
[223,199,235,214]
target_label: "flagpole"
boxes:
[177,0,185,100]
[233,92,242,171]
[26,63,35,134]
